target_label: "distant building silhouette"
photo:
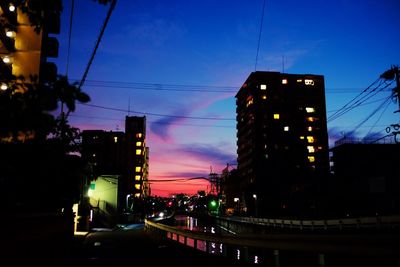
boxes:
[235,71,329,218]
[329,142,400,217]
[81,116,149,224]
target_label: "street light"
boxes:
[234,197,239,214]
[253,194,258,217]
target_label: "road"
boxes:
[71,223,246,267]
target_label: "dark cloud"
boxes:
[178,143,236,165]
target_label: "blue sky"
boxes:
[53,0,400,196]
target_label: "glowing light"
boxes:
[136,149,142,155]
[135,166,141,172]
[136,141,142,146]
[260,84,267,90]
[307,136,315,143]
[135,184,140,190]
[135,175,141,180]
[306,107,315,113]
[282,79,287,84]
[300,136,304,140]
[307,146,315,153]
[136,133,142,138]
[308,156,315,162]
[9,4,16,12]
[273,114,280,119]
[284,126,289,131]
[113,136,118,143]
[134,193,140,198]
[305,79,314,86]
[6,30,16,38]
[307,117,315,122]
[1,83,7,90]
[262,95,267,100]
[308,126,313,132]
[2,56,12,64]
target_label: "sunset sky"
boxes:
[53,0,400,197]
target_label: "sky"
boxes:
[53,0,400,197]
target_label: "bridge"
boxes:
[145,214,400,267]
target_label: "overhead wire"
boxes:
[80,103,236,121]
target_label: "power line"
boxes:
[79,0,117,89]
[255,0,266,71]
[80,103,236,121]
[69,114,235,128]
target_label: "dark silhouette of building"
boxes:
[235,71,329,218]
[329,140,400,217]
[81,116,149,223]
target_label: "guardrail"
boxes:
[214,215,400,231]
[144,216,400,266]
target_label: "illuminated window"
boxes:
[305,107,315,113]
[307,146,315,153]
[307,117,315,122]
[296,79,302,83]
[135,175,141,181]
[246,96,253,107]
[135,166,141,172]
[260,84,267,90]
[284,126,289,131]
[308,156,315,162]
[273,114,280,119]
[136,141,142,146]
[2,56,12,64]
[6,30,16,38]
[307,136,315,143]
[136,149,142,155]
[136,133,142,138]
[308,126,313,132]
[114,136,118,143]
[134,193,140,198]
[305,79,314,86]
[262,95,267,100]
[300,136,304,140]
[0,83,7,90]
[9,3,16,12]
[282,79,288,84]
[135,184,140,190]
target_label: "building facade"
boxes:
[81,116,150,218]
[329,142,400,217]
[236,71,329,217]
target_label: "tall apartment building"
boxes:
[123,116,150,208]
[0,1,60,87]
[81,116,150,216]
[236,71,329,217]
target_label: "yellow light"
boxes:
[136,149,142,155]
[135,166,141,172]
[136,133,142,138]
[305,107,315,113]
[136,141,142,146]
[307,146,315,153]
[307,136,315,143]
[134,193,140,198]
[300,136,304,140]
[6,30,16,38]
[273,114,280,119]
[296,79,302,83]
[9,4,16,12]
[282,79,287,84]
[113,136,118,143]
[135,184,140,190]
[305,79,314,86]
[308,126,313,132]
[308,156,315,162]
[135,175,141,181]
[260,84,267,90]
[1,83,8,90]
[2,56,12,64]
[307,117,314,122]
[262,95,267,100]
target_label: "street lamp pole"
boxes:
[253,194,258,217]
